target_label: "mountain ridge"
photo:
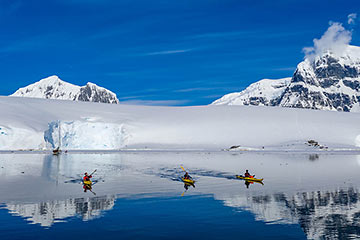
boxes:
[212,45,360,112]
[10,75,119,104]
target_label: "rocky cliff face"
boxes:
[10,75,119,104]
[212,45,360,112]
[76,82,119,104]
[279,46,360,111]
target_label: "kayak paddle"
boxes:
[90,169,97,176]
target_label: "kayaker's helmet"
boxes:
[85,172,88,176]
[246,170,249,172]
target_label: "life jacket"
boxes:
[83,175,91,181]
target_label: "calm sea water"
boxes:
[0,152,360,239]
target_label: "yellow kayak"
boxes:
[236,175,263,182]
[181,177,195,184]
[83,180,92,186]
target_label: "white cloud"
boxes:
[174,87,216,93]
[303,22,352,61]
[144,49,192,56]
[348,13,357,25]
[272,67,296,71]
[120,99,190,106]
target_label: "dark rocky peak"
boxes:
[77,82,119,104]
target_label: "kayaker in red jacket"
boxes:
[184,172,190,179]
[244,170,252,178]
[83,172,92,182]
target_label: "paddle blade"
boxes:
[180,166,186,172]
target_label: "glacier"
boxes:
[1,96,360,151]
[44,120,126,150]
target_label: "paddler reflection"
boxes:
[244,179,264,188]
[83,181,94,193]
[184,181,195,190]
[181,181,195,197]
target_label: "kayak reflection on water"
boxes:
[184,182,195,190]
[83,181,96,195]
[244,179,264,188]
[83,182,91,191]
[245,180,262,188]
[181,181,195,197]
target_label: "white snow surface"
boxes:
[1,96,360,150]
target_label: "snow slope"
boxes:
[11,75,119,104]
[1,96,360,151]
[212,78,291,106]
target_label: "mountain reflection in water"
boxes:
[1,152,360,239]
[224,188,360,239]
[3,195,115,227]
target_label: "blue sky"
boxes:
[0,0,359,105]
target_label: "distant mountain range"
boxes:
[213,45,360,112]
[10,75,119,104]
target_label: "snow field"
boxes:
[1,96,360,151]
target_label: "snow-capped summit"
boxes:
[279,45,360,111]
[10,75,119,104]
[212,45,360,112]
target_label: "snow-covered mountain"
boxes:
[212,45,360,112]
[212,77,291,106]
[10,75,119,104]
